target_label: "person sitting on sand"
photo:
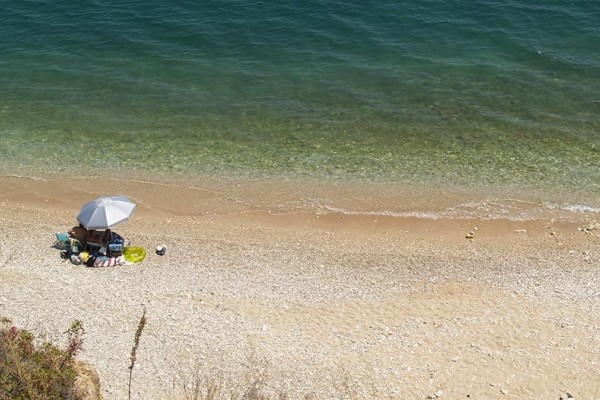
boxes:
[86,229,112,253]
[68,224,89,246]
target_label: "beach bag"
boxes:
[85,253,98,267]
[107,232,125,257]
[69,238,82,254]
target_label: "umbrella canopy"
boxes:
[77,196,136,229]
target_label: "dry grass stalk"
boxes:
[128,308,147,400]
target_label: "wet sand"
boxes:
[1,173,599,399]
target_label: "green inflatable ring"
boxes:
[123,246,147,263]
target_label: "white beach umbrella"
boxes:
[77,195,136,229]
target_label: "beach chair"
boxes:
[54,233,70,250]
[54,233,83,257]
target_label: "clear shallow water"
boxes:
[1,1,599,204]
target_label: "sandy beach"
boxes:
[1,172,599,399]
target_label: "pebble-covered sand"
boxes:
[1,174,599,399]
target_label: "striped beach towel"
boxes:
[89,255,126,268]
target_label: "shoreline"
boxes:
[1,171,600,399]
[2,172,597,249]
[2,167,599,222]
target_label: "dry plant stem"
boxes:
[59,320,85,371]
[128,308,147,400]
[181,363,202,400]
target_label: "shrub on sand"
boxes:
[0,317,99,400]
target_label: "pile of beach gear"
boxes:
[53,196,147,267]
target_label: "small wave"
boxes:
[315,200,540,221]
[317,205,445,220]
[273,197,600,222]
[267,199,533,221]
[1,173,49,182]
[550,204,600,214]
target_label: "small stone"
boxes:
[428,390,444,399]
[500,389,507,394]
[451,356,459,362]
[466,232,474,239]
[515,229,527,234]
[72,360,102,400]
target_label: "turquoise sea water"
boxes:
[1,1,600,207]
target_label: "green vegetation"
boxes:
[0,317,85,400]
